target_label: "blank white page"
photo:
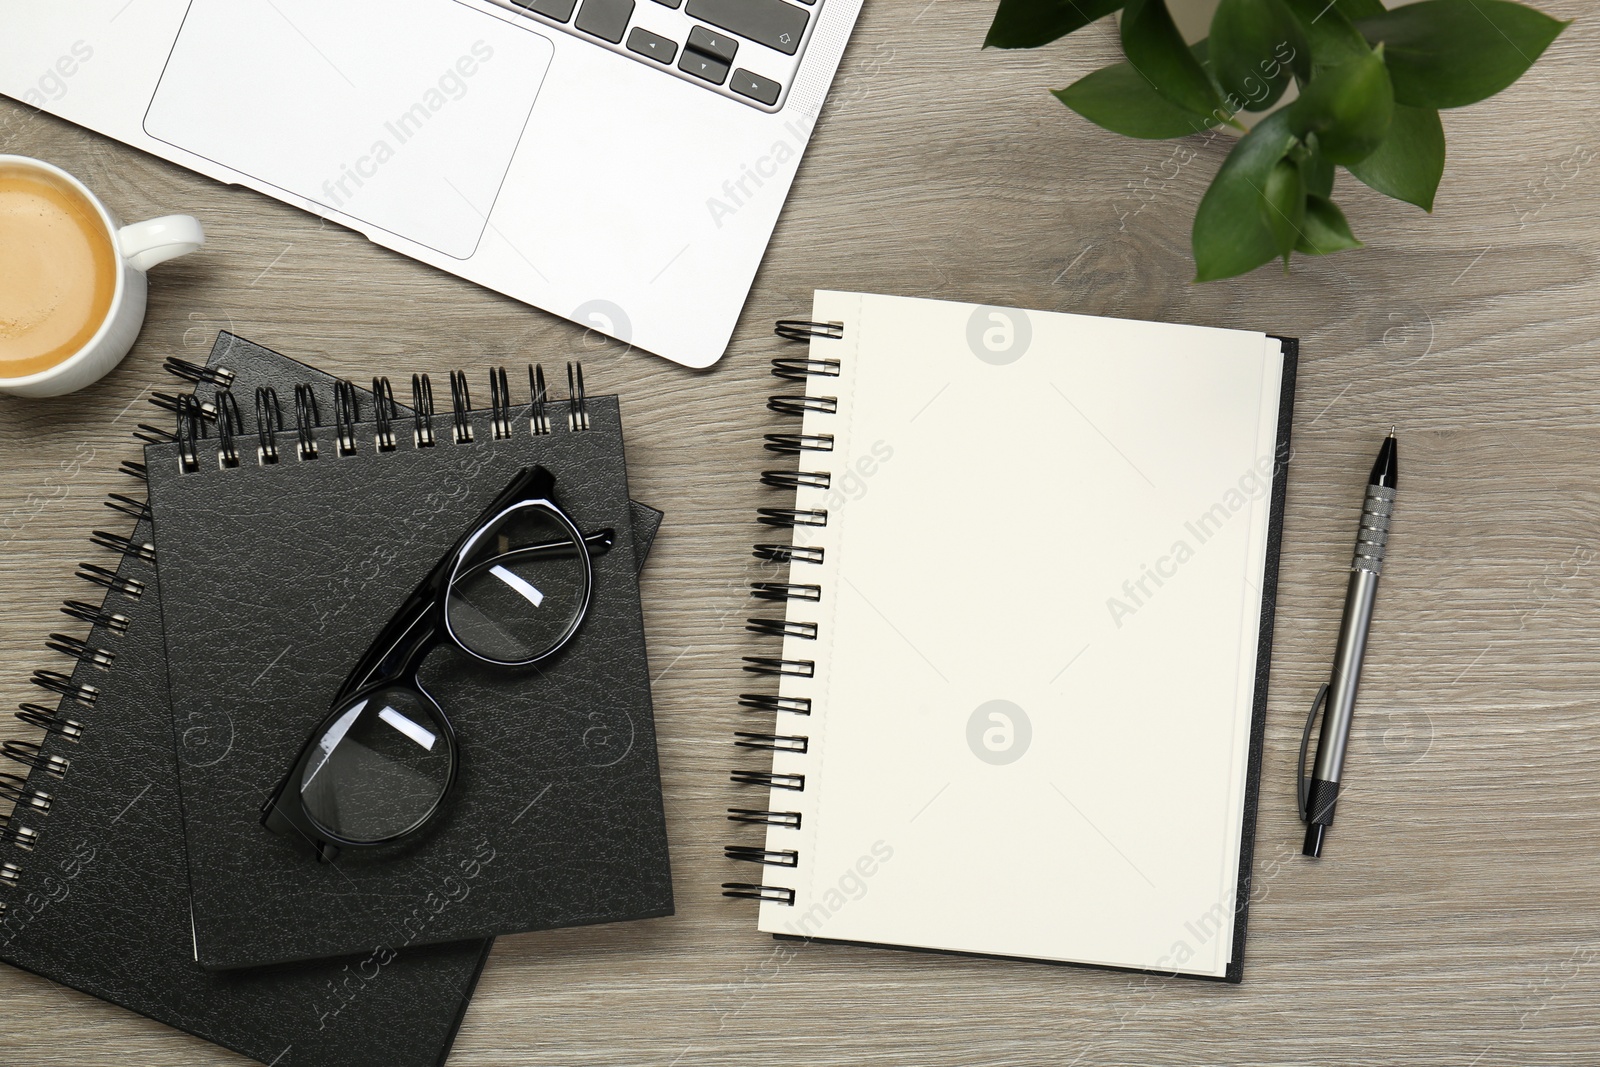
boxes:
[754,292,1287,979]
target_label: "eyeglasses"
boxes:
[262,466,612,861]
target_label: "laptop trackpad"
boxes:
[145,0,552,260]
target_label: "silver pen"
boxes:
[1299,431,1397,859]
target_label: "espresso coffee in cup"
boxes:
[0,165,120,378]
[0,156,205,397]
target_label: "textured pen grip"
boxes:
[1352,485,1395,574]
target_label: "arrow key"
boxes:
[678,49,730,86]
[626,27,679,64]
[730,68,781,107]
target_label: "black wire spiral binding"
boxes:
[752,543,824,566]
[0,770,54,811]
[14,704,83,742]
[756,507,827,528]
[737,694,812,715]
[735,732,809,753]
[75,563,143,600]
[767,395,838,416]
[745,618,818,640]
[413,374,437,447]
[216,389,244,468]
[0,813,41,851]
[151,389,216,420]
[724,322,847,907]
[723,845,800,867]
[727,809,800,828]
[490,366,512,440]
[119,460,147,482]
[163,355,235,386]
[774,320,844,342]
[44,633,115,669]
[31,669,98,707]
[567,363,589,431]
[105,493,150,521]
[2,741,70,778]
[449,371,473,443]
[294,384,321,460]
[175,393,208,473]
[374,377,398,452]
[91,529,155,563]
[761,469,830,490]
[256,387,284,464]
[730,770,805,790]
[334,379,361,457]
[530,365,550,435]
[763,433,833,454]
[750,582,821,602]
[61,600,129,635]
[133,422,177,446]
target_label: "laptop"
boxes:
[0,0,863,368]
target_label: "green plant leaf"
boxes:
[1192,109,1300,281]
[1291,136,1336,196]
[1054,61,1221,138]
[1331,0,1384,18]
[985,0,1126,49]
[1295,195,1363,254]
[1122,0,1228,119]
[1346,103,1445,210]
[1262,157,1306,264]
[1289,45,1393,164]
[1210,0,1305,112]
[1281,0,1370,68]
[1356,0,1568,109]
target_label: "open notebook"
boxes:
[726,292,1296,982]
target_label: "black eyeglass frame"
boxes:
[261,465,613,860]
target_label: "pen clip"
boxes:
[1297,683,1329,823]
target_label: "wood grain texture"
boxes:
[3,1,1599,1063]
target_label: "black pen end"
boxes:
[1302,823,1326,858]
[1370,432,1398,490]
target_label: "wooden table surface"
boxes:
[4,2,1599,1064]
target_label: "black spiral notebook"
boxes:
[0,339,515,1067]
[147,345,673,969]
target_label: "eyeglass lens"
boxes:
[298,686,453,844]
[445,502,588,664]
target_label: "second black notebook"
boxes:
[147,369,673,969]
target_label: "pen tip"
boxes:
[1389,425,1396,437]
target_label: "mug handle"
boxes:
[118,215,206,273]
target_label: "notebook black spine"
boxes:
[720,320,846,906]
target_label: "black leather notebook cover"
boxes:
[147,357,673,969]
[0,339,509,1067]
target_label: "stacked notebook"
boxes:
[0,334,671,1063]
[725,293,1296,982]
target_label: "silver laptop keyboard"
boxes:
[491,0,822,112]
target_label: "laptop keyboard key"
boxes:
[514,0,579,19]
[730,68,781,106]
[650,0,682,7]
[679,50,730,85]
[627,26,678,64]
[574,0,634,43]
[686,26,738,64]
[684,0,809,56]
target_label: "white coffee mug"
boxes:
[0,156,204,397]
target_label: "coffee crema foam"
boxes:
[0,167,118,378]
